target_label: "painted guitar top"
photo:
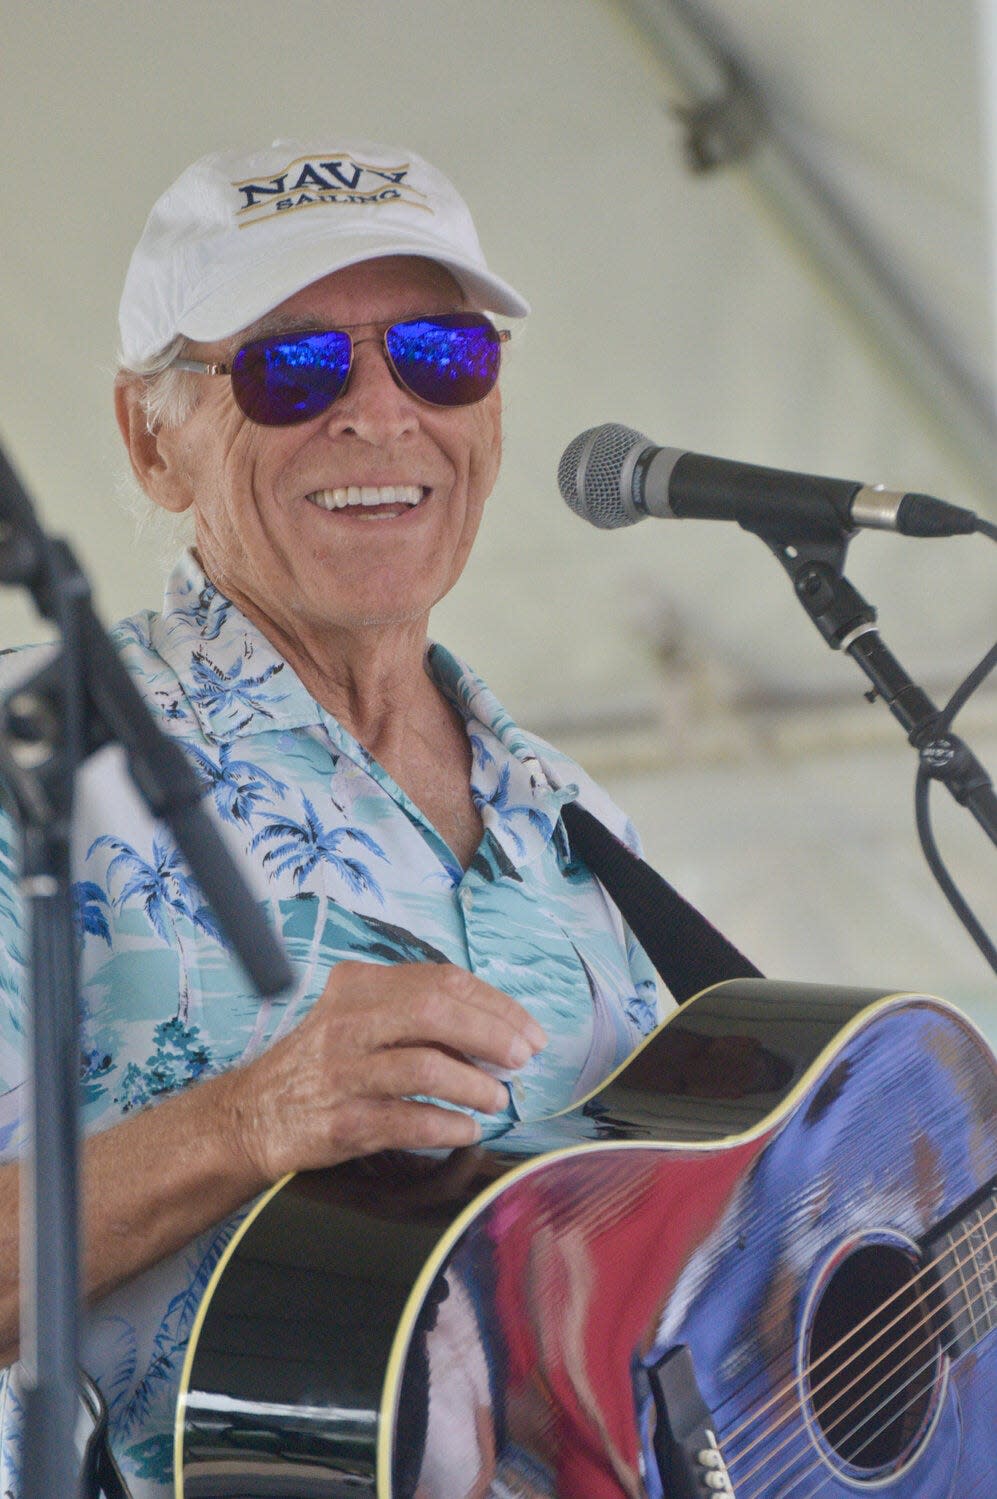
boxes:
[175,979,997,1498]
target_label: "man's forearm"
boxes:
[0,1064,268,1366]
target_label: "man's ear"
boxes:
[114,378,193,514]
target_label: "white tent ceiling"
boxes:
[1,0,994,1002]
[1,0,993,712]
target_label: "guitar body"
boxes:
[175,981,997,1498]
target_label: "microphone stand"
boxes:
[752,517,997,971]
[0,440,293,1499]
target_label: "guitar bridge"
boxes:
[648,1344,735,1496]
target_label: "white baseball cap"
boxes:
[118,137,530,368]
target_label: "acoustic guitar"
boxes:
[175,979,997,1497]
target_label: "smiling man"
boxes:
[0,139,660,1495]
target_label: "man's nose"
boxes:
[323,334,419,442]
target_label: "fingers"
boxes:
[336,1098,484,1156]
[233,961,547,1180]
[372,1043,508,1117]
[327,961,547,1072]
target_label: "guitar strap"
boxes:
[560,799,763,1004]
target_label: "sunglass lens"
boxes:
[231,330,352,425]
[385,314,501,406]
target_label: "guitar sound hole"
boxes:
[807,1243,940,1472]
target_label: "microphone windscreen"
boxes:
[557,423,648,529]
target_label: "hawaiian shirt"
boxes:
[0,551,660,1497]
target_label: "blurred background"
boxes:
[1,0,994,1030]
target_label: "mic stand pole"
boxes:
[756,524,997,965]
[0,530,87,1499]
[0,440,293,1499]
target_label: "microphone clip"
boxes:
[762,531,874,651]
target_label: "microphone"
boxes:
[557,424,981,540]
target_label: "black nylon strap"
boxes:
[560,800,763,1004]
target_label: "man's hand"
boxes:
[229,961,547,1183]
[0,960,545,1361]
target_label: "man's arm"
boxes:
[0,959,545,1364]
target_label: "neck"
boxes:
[195,556,482,864]
[203,570,449,760]
[292,618,443,755]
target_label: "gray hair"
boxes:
[117,335,200,431]
[114,337,200,557]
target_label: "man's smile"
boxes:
[304,483,428,518]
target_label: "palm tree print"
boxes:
[469,731,496,772]
[474,763,553,858]
[72,880,112,946]
[0,836,26,996]
[0,835,21,929]
[98,1216,239,1487]
[251,795,387,898]
[180,742,291,1059]
[168,582,234,641]
[112,616,153,650]
[183,742,287,826]
[87,834,224,1023]
[154,691,189,723]
[187,647,288,729]
[251,796,387,1039]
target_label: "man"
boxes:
[0,139,660,1495]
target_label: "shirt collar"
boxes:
[150,560,578,858]
[428,642,570,784]
[150,552,324,742]
[428,642,579,870]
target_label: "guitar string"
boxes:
[723,1251,947,1483]
[716,1193,997,1461]
[721,1195,990,1446]
[744,1333,954,1499]
[799,1301,968,1497]
[720,1203,994,1475]
[755,1307,978,1499]
[774,1286,940,1456]
[735,1214,997,1499]
[730,1269,964,1497]
[812,1205,997,1477]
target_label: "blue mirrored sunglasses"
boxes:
[171,312,509,426]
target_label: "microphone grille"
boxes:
[557,423,648,529]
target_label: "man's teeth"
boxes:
[307,485,424,510]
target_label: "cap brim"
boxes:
[178,224,529,344]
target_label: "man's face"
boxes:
[147,256,503,642]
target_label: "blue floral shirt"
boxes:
[0,551,660,1497]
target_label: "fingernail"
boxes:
[508,1036,532,1067]
[525,1021,547,1051]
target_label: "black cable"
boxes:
[937,640,997,730]
[914,639,997,976]
[978,517,997,543]
[916,770,997,973]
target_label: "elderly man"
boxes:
[0,139,659,1494]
